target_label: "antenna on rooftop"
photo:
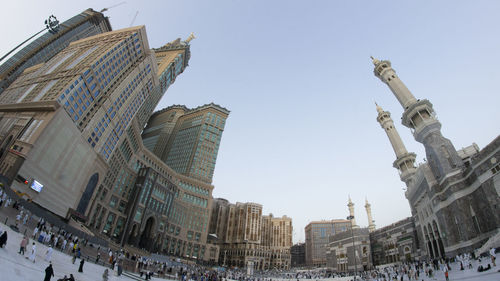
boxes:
[100,1,126,13]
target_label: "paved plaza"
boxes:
[1,219,499,281]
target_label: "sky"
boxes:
[1,1,500,243]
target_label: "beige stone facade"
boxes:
[210,199,293,270]
[0,25,228,262]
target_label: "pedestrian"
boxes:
[102,269,109,281]
[45,245,53,262]
[96,252,101,264]
[19,236,29,255]
[33,226,39,239]
[0,229,7,248]
[490,247,497,267]
[29,242,36,263]
[44,263,54,281]
[67,274,75,281]
[78,258,85,273]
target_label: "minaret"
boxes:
[365,198,376,232]
[347,196,358,228]
[371,57,463,180]
[376,103,416,186]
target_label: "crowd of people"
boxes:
[1,185,499,281]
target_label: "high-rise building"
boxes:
[372,57,500,258]
[261,214,293,269]
[209,199,293,270]
[0,24,226,261]
[0,8,112,95]
[304,219,351,266]
[0,26,158,217]
[142,103,229,184]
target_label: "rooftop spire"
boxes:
[370,56,380,65]
[375,102,383,114]
[185,32,196,44]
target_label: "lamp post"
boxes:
[0,15,60,63]
[347,215,357,280]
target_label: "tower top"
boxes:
[365,197,370,206]
[375,102,384,114]
[370,56,380,65]
[185,32,196,44]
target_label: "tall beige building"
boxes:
[0,25,225,261]
[209,199,293,270]
[305,219,351,266]
[262,214,293,269]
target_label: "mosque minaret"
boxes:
[347,196,358,228]
[376,103,416,186]
[371,57,463,180]
[365,198,376,232]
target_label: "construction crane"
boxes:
[100,1,126,13]
[129,11,139,27]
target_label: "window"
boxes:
[109,196,118,208]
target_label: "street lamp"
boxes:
[0,15,60,63]
[347,215,357,280]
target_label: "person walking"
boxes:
[29,242,36,263]
[78,258,85,273]
[490,247,497,267]
[33,226,39,239]
[45,245,53,262]
[0,229,8,248]
[44,263,54,281]
[18,236,29,255]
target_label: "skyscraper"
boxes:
[0,8,112,95]
[142,103,229,184]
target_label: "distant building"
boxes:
[262,214,293,269]
[0,8,112,95]
[326,227,372,273]
[372,57,500,258]
[305,219,351,267]
[369,217,419,265]
[291,243,306,267]
[209,199,293,270]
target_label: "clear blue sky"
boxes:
[2,1,500,243]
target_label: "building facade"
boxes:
[209,199,293,270]
[372,57,500,258]
[369,217,419,266]
[0,8,112,95]
[326,227,372,273]
[305,219,351,267]
[291,243,306,267]
[141,103,229,184]
[0,24,228,261]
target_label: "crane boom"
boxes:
[100,1,126,13]
[129,11,139,27]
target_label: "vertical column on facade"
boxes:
[432,221,445,258]
[425,225,437,259]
